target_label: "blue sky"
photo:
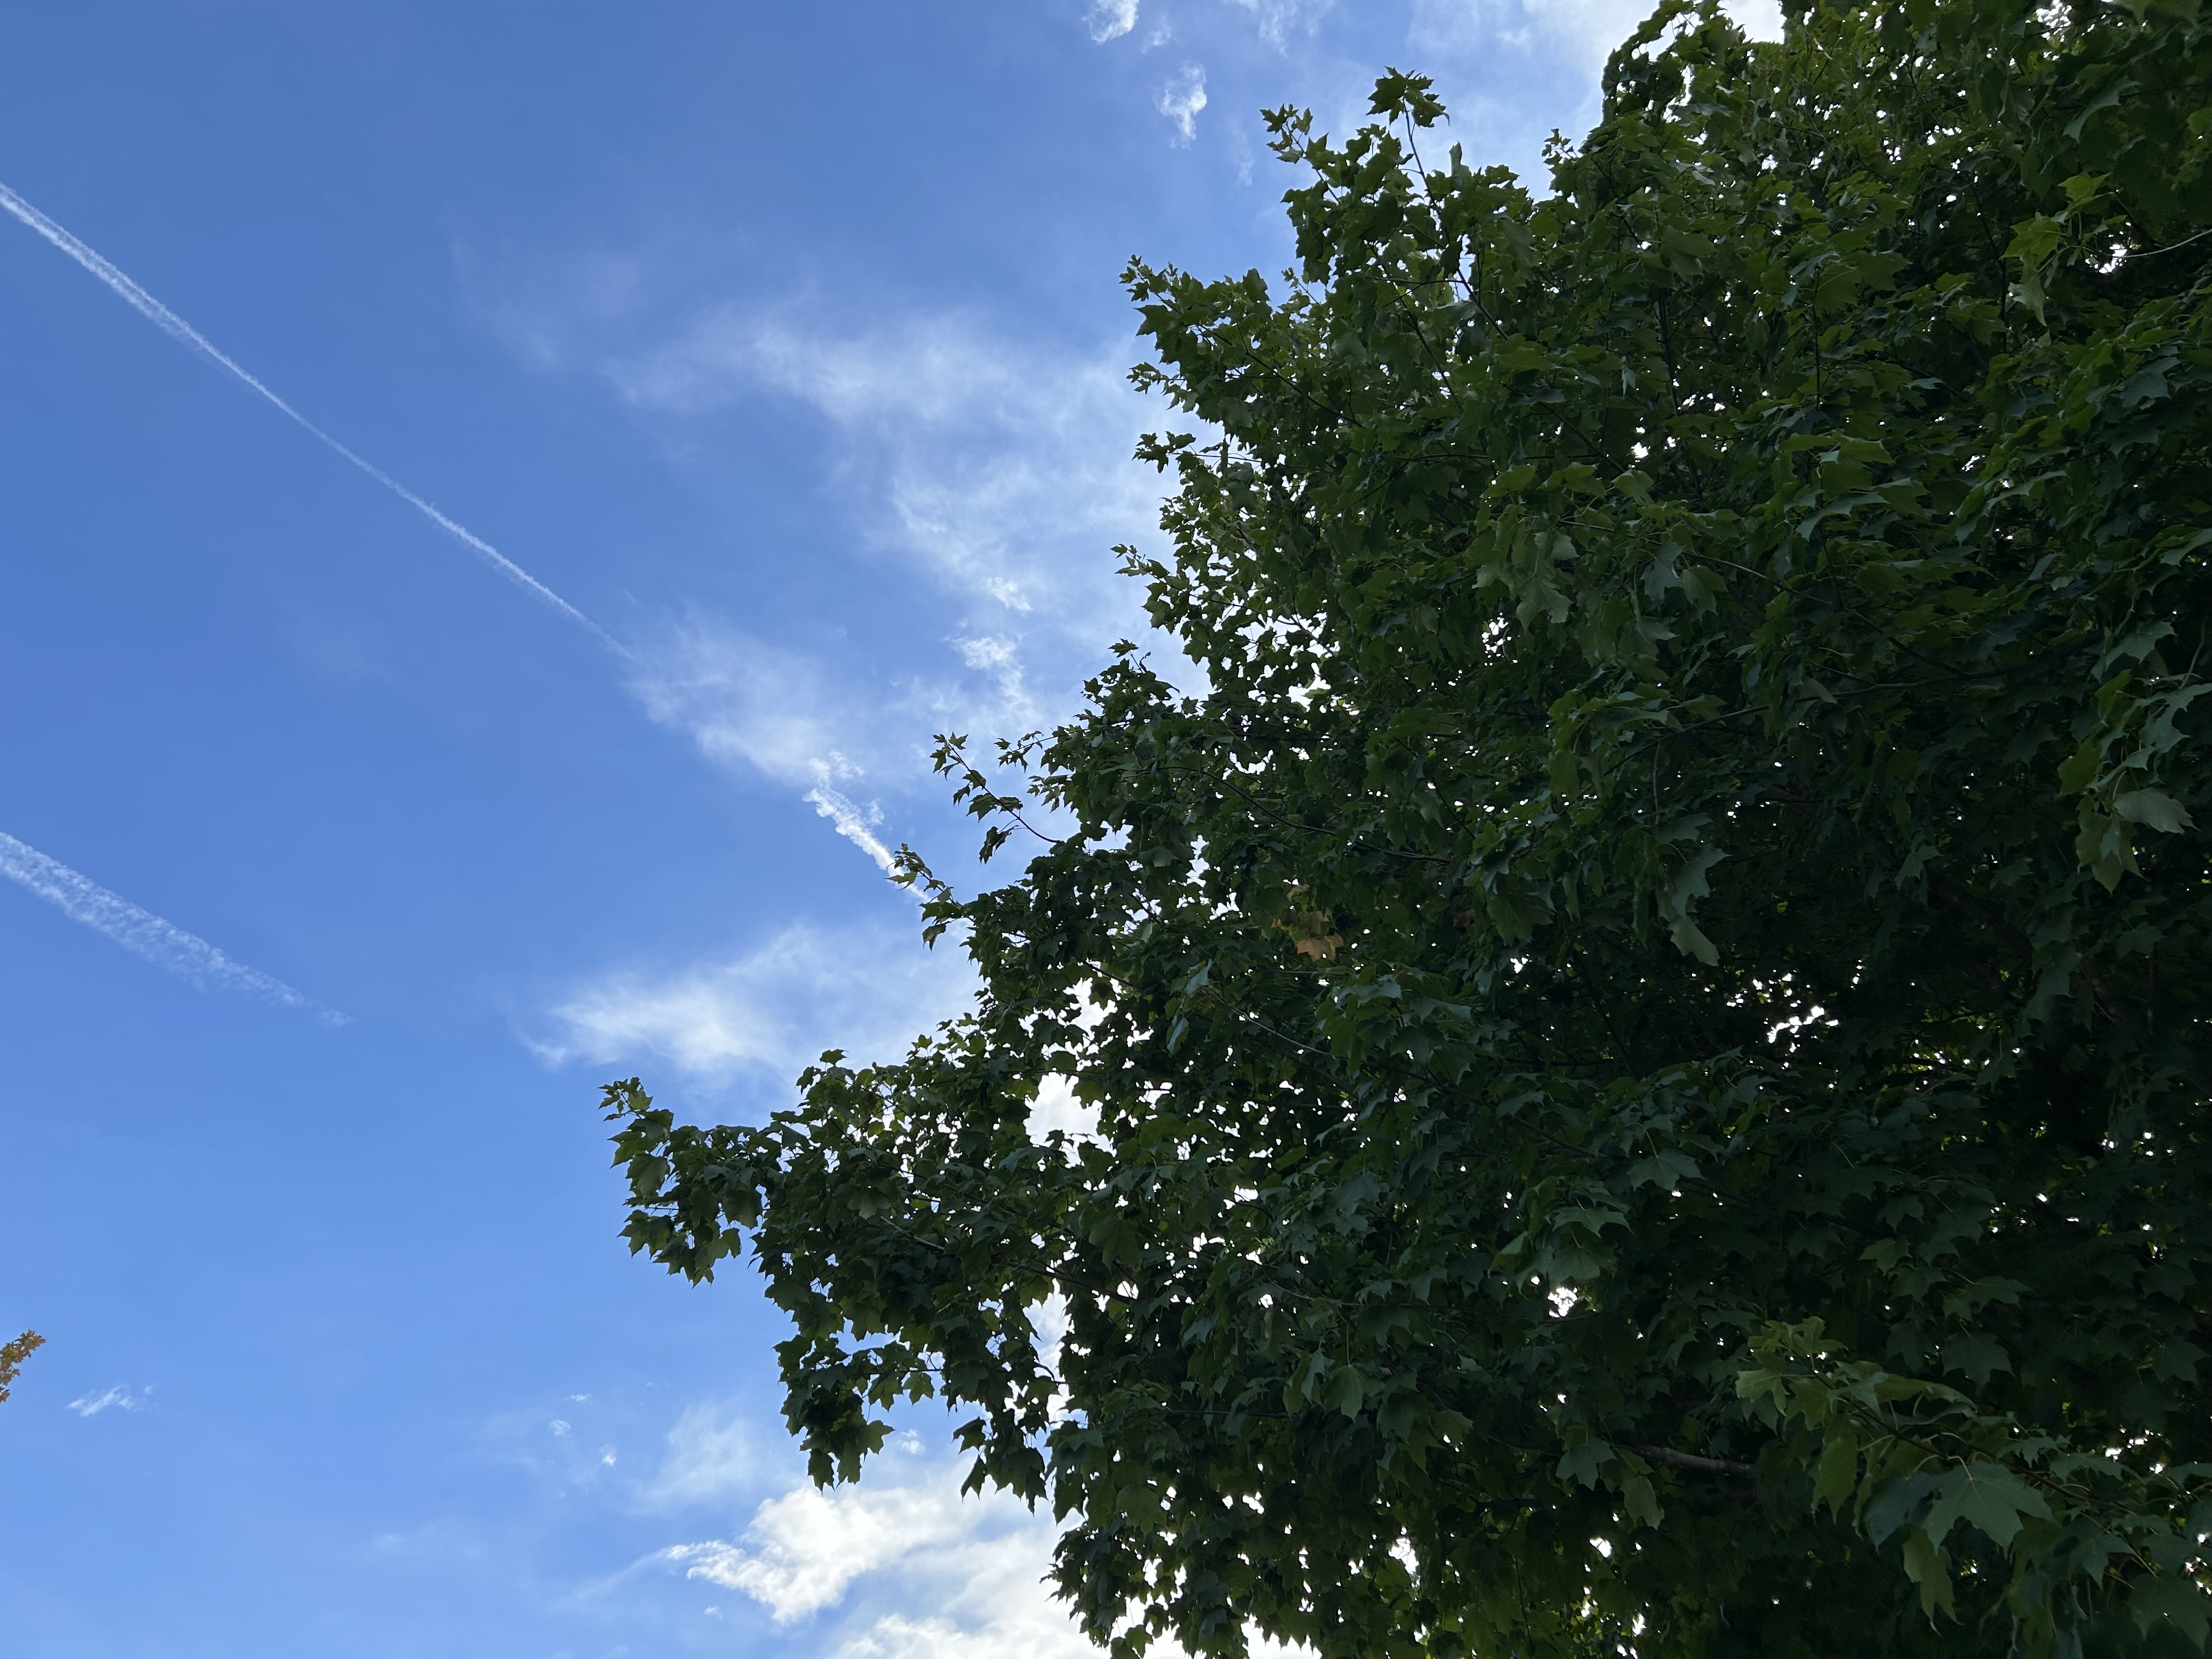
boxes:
[0,3,1773,1655]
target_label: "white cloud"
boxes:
[633,1402,1325,1659]
[645,1404,771,1510]
[659,1452,1308,1659]
[955,635,1017,674]
[540,918,974,1080]
[671,1480,975,1622]
[488,275,1192,879]
[476,236,1196,798]
[1028,1073,1102,1145]
[662,1460,1097,1659]
[1156,64,1209,143]
[1410,0,1780,67]
[620,612,942,878]
[625,615,871,789]
[620,607,1058,880]
[1223,0,1335,47]
[1723,0,1784,41]
[601,311,1184,848]
[1409,0,1636,59]
[1086,0,1139,42]
[67,1384,149,1417]
[608,314,1160,636]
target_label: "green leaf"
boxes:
[1939,1331,2011,1385]
[1815,1421,1860,1516]
[2130,1577,2212,1648]
[1669,915,1719,965]
[1921,1462,2051,1551]
[2114,789,2194,833]
[1865,1470,1938,1547]
[1666,843,1727,911]
[1626,1149,1701,1189]
[1555,1434,1612,1489]
[1900,1527,1957,1621]
[1678,564,1726,613]
[2058,740,2102,796]
[1622,1472,1663,1530]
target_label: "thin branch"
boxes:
[1629,1443,1757,1477]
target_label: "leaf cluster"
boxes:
[0,1330,42,1404]
[611,2,2212,1652]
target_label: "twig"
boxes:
[2126,226,2212,261]
[1629,1443,1757,1477]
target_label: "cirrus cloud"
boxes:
[538,917,973,1081]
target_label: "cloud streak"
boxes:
[0,830,342,1022]
[624,616,874,787]
[0,179,616,651]
[0,184,949,884]
[607,314,1161,631]
[1408,0,1781,70]
[806,766,899,876]
[600,314,1180,881]
[67,1384,149,1417]
[617,617,919,879]
[539,918,972,1080]
[1224,0,1334,47]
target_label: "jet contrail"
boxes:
[804,778,899,876]
[0,830,344,1023]
[0,179,623,656]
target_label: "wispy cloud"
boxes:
[1223,0,1336,48]
[482,276,1180,876]
[0,180,615,648]
[660,1460,1096,1659]
[607,314,1160,633]
[618,616,919,878]
[1086,0,1139,41]
[0,183,977,894]
[1156,64,1209,142]
[644,1404,771,1511]
[1409,0,1781,69]
[669,1479,977,1622]
[538,918,972,1080]
[67,1384,150,1417]
[600,311,1176,876]
[0,830,342,1022]
[806,764,900,876]
[625,615,875,788]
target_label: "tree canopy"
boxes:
[609,1,2212,1652]
[0,1331,41,1406]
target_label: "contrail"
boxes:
[804,759,900,876]
[0,830,344,1024]
[0,179,623,656]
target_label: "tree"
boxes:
[608,1,2212,1651]
[0,1331,42,1404]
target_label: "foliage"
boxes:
[610,1,2212,1652]
[0,1331,42,1404]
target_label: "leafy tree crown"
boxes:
[612,2,2212,1652]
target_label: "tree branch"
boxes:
[1629,1443,1757,1478]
